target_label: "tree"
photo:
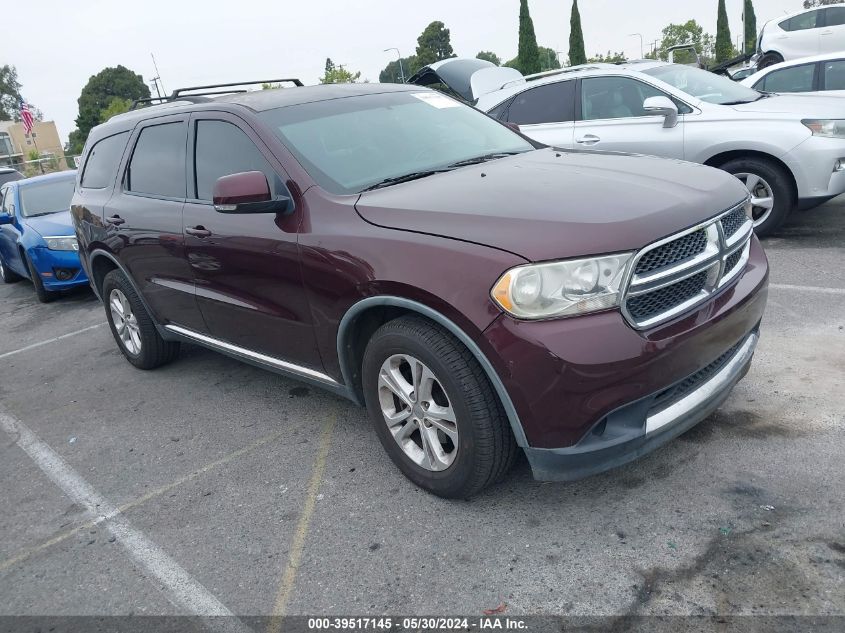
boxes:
[743,0,757,54]
[588,51,627,63]
[379,56,418,83]
[804,0,843,8]
[68,66,150,154]
[0,65,24,121]
[516,0,541,75]
[100,97,132,123]
[320,59,361,84]
[715,0,732,63]
[653,21,715,65]
[416,21,455,68]
[476,51,501,66]
[569,0,587,66]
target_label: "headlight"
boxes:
[491,253,633,319]
[44,236,78,251]
[802,119,845,139]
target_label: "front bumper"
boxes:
[524,330,757,481]
[28,247,89,290]
[782,135,845,200]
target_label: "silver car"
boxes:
[410,59,845,236]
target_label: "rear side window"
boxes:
[823,60,845,90]
[81,132,128,189]
[126,122,186,198]
[825,7,845,27]
[780,10,820,32]
[759,63,816,92]
[193,120,280,201]
[487,98,514,121]
[507,81,575,125]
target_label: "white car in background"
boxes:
[410,58,845,236]
[741,51,845,97]
[755,5,845,68]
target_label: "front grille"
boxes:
[622,200,752,329]
[634,229,707,276]
[651,339,744,410]
[724,249,742,275]
[626,271,708,322]
[721,207,747,239]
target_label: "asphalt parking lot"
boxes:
[1,200,843,620]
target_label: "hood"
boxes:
[408,57,524,102]
[355,149,748,262]
[730,93,845,118]
[24,210,75,238]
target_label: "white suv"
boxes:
[410,58,845,236]
[756,5,845,68]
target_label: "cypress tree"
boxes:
[517,0,541,75]
[715,0,733,62]
[744,0,757,54]
[569,0,587,67]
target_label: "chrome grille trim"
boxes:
[621,199,753,329]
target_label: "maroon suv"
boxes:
[72,81,768,498]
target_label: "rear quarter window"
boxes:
[80,132,129,189]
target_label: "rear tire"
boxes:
[102,269,180,369]
[0,254,21,283]
[719,156,794,237]
[362,316,517,499]
[25,254,53,303]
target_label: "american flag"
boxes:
[19,99,35,136]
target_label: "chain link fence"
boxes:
[12,154,81,177]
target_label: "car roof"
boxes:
[478,61,672,106]
[15,170,77,187]
[106,82,421,127]
[741,51,845,85]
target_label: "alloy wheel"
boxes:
[377,354,459,472]
[109,288,142,355]
[735,172,775,228]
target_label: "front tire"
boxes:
[758,52,784,69]
[0,254,21,283]
[25,254,53,303]
[720,157,794,237]
[102,269,180,369]
[362,316,517,499]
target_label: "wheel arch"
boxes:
[337,296,529,447]
[703,149,798,201]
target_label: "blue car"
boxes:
[0,171,89,302]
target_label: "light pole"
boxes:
[556,50,567,67]
[628,33,643,59]
[384,48,405,83]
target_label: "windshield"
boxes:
[259,91,534,194]
[0,171,22,187]
[19,178,76,217]
[643,64,763,105]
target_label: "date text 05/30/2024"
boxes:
[307,617,528,630]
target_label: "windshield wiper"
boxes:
[721,93,769,106]
[360,169,451,192]
[446,151,524,168]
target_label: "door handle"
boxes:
[185,226,212,238]
[576,134,601,145]
[105,215,125,226]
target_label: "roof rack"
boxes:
[129,78,303,110]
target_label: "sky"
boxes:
[5,0,804,145]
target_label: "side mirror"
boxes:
[212,171,292,214]
[643,96,679,129]
[0,213,12,225]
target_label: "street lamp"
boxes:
[384,48,405,83]
[556,50,567,66]
[628,33,643,59]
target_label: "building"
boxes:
[0,120,66,168]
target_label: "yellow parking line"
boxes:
[0,428,286,573]
[268,411,337,632]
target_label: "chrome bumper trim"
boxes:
[645,332,758,435]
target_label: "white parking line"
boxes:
[0,409,251,633]
[770,283,845,296]
[0,323,107,360]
